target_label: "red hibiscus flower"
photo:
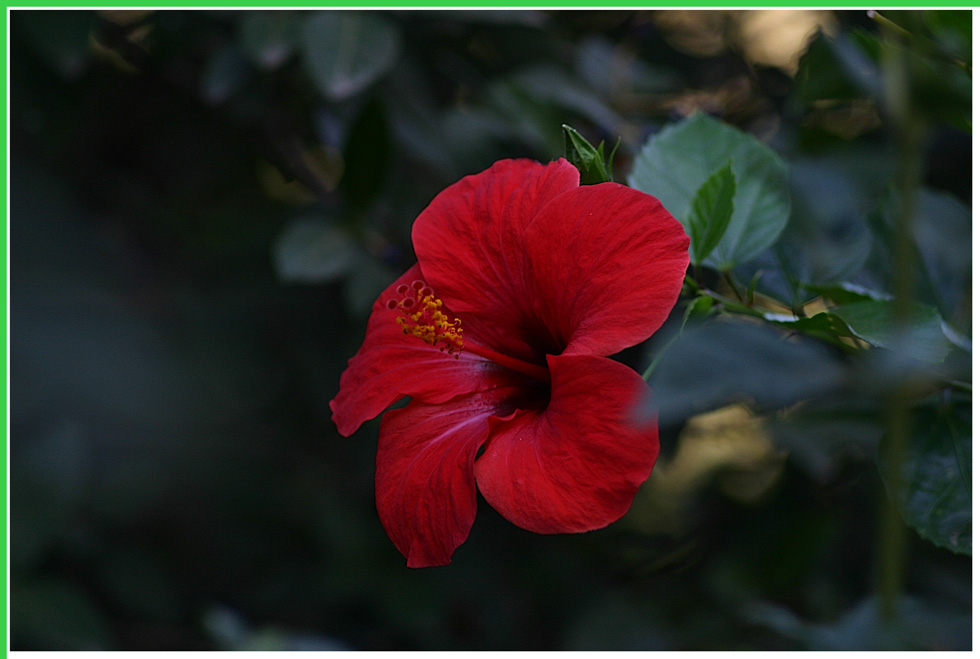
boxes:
[330,158,690,567]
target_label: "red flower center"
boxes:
[386,280,550,383]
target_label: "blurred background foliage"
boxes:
[10,9,971,651]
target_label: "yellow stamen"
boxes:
[390,283,464,358]
[386,279,550,382]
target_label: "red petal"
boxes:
[525,183,690,356]
[376,388,523,567]
[474,354,658,534]
[329,264,516,437]
[412,158,580,362]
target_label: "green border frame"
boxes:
[5,2,980,7]
[2,6,976,656]
[3,9,8,656]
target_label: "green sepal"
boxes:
[562,124,618,184]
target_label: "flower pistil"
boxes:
[387,279,551,382]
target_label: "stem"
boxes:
[876,14,923,623]
[867,10,913,40]
[698,287,762,318]
[868,10,971,74]
[722,270,745,304]
[773,245,806,315]
[948,380,972,394]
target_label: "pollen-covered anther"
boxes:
[385,283,464,358]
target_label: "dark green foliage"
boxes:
[10,9,970,651]
[879,398,972,555]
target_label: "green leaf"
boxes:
[763,156,878,298]
[641,294,711,381]
[562,124,616,184]
[301,11,401,101]
[908,46,972,133]
[643,318,842,426]
[909,190,972,325]
[687,160,736,265]
[273,217,358,284]
[769,394,885,480]
[628,112,790,270]
[829,300,952,364]
[765,311,863,353]
[805,282,890,306]
[239,11,301,71]
[880,401,971,555]
[769,298,954,361]
[922,9,971,65]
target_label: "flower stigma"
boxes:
[386,279,551,383]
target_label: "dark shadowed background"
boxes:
[10,9,971,650]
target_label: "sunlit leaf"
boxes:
[629,112,790,270]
